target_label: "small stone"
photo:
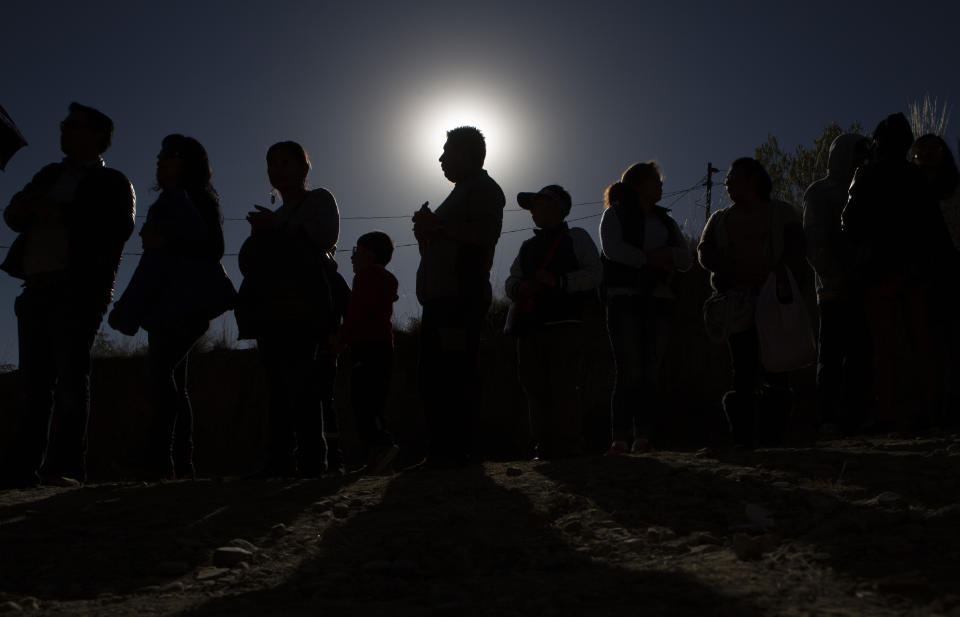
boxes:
[688,532,723,546]
[20,598,38,611]
[0,601,21,613]
[871,492,904,507]
[228,538,258,553]
[333,504,350,519]
[213,546,254,567]
[349,499,363,508]
[156,561,190,576]
[732,533,777,561]
[195,567,230,581]
[161,581,185,592]
[646,526,677,541]
[506,467,523,477]
[312,500,332,512]
[270,523,288,537]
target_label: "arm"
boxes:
[802,186,841,279]
[442,184,504,248]
[697,210,727,275]
[564,228,602,292]
[666,217,693,272]
[300,189,340,255]
[504,248,525,301]
[599,208,647,266]
[3,164,61,232]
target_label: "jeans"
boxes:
[418,297,488,463]
[816,297,872,432]
[350,341,394,456]
[9,285,103,484]
[257,336,339,476]
[606,295,673,444]
[517,323,585,458]
[146,320,208,478]
[725,326,791,447]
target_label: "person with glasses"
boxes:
[1,102,135,488]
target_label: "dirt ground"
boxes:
[1,435,959,617]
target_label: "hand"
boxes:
[412,207,442,243]
[246,204,276,230]
[535,269,560,288]
[645,246,675,272]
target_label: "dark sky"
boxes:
[2,0,959,365]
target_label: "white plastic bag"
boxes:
[755,267,816,372]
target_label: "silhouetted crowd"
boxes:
[1,105,958,488]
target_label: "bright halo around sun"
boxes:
[398,83,525,187]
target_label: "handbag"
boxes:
[755,264,816,372]
[702,287,755,343]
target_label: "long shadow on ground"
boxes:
[0,476,354,600]
[179,465,765,617]
[539,454,960,605]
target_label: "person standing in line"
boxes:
[802,133,872,436]
[236,141,346,477]
[698,158,808,448]
[842,114,955,431]
[0,102,135,488]
[412,126,505,468]
[109,134,233,480]
[600,162,692,456]
[335,231,400,473]
[910,133,960,426]
[505,185,601,459]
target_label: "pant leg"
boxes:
[816,299,844,426]
[517,330,551,457]
[725,327,761,447]
[351,341,394,454]
[419,298,486,463]
[637,298,674,441]
[607,296,644,443]
[258,336,312,476]
[147,321,207,478]
[8,290,57,486]
[298,351,335,476]
[544,324,585,458]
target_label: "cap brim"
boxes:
[516,192,539,210]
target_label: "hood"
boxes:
[827,133,867,184]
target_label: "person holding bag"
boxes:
[235,141,347,478]
[698,158,809,448]
[109,134,233,480]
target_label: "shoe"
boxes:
[631,438,653,454]
[604,441,629,456]
[366,445,400,475]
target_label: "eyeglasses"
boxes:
[351,246,357,256]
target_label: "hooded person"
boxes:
[802,133,871,434]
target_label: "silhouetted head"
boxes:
[518,185,571,229]
[872,112,914,161]
[354,230,395,271]
[604,181,640,210]
[157,134,213,192]
[439,126,485,183]
[621,161,664,208]
[267,141,311,192]
[911,133,960,200]
[60,102,113,161]
[725,158,772,205]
